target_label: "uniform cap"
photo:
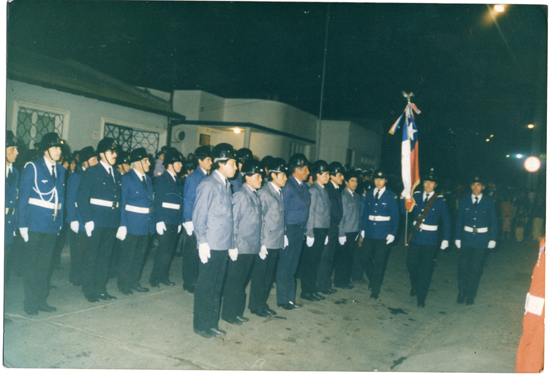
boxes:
[130,147,149,163]
[267,158,288,174]
[212,143,237,162]
[97,137,119,155]
[40,132,65,151]
[6,131,17,148]
[79,146,96,163]
[261,155,275,170]
[194,145,212,160]
[288,153,309,169]
[312,160,329,176]
[116,150,131,165]
[241,159,263,175]
[163,147,184,167]
[373,169,387,179]
[423,167,437,182]
[470,175,485,185]
[236,148,253,164]
[328,161,345,176]
[344,169,360,182]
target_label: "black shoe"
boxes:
[183,284,195,293]
[277,302,301,310]
[24,307,38,316]
[251,309,270,317]
[264,307,277,315]
[335,284,354,290]
[37,304,57,313]
[370,292,379,299]
[120,288,133,295]
[457,292,465,304]
[465,297,474,305]
[236,316,249,323]
[131,284,149,293]
[417,300,425,307]
[319,289,335,295]
[98,292,117,300]
[223,317,243,325]
[160,279,175,286]
[410,288,417,296]
[300,293,319,302]
[86,295,99,303]
[210,327,226,335]
[194,328,216,339]
[150,281,160,288]
[313,292,326,300]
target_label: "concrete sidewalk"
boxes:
[3,238,539,371]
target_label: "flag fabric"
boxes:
[401,103,421,212]
[388,114,403,135]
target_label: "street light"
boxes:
[528,124,535,129]
[516,154,523,159]
[494,5,506,13]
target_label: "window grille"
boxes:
[16,107,64,149]
[104,123,159,156]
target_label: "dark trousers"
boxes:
[117,233,149,291]
[182,232,199,288]
[69,231,88,285]
[276,224,304,304]
[407,243,438,303]
[316,223,340,291]
[82,227,117,298]
[149,225,178,284]
[249,249,280,311]
[358,238,391,295]
[457,246,489,300]
[300,228,329,294]
[334,232,358,286]
[222,253,254,320]
[24,231,57,310]
[109,239,122,279]
[193,250,228,331]
[50,222,69,272]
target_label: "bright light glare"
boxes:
[486,139,490,142]
[490,134,494,138]
[494,5,505,12]
[516,154,523,159]
[525,156,541,173]
[528,124,535,129]
[233,128,241,134]
[506,154,510,158]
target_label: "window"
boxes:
[104,123,160,155]
[15,104,68,149]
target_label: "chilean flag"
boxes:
[401,103,420,212]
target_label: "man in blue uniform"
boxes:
[278,153,311,310]
[192,143,237,338]
[76,137,121,302]
[359,169,399,299]
[116,147,154,295]
[455,175,498,305]
[5,131,19,286]
[401,169,451,307]
[18,132,66,315]
[181,145,212,293]
[66,146,98,286]
[149,148,184,287]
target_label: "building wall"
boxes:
[319,120,351,163]
[348,122,382,171]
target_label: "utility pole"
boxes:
[315,4,330,161]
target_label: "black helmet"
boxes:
[116,150,131,165]
[212,143,237,162]
[328,161,345,176]
[194,145,212,161]
[97,137,119,155]
[288,153,309,169]
[260,155,275,170]
[312,160,329,176]
[40,132,65,151]
[130,147,148,163]
[156,145,169,158]
[236,148,253,164]
[422,167,438,182]
[241,159,263,176]
[163,147,184,167]
[267,158,288,174]
[6,131,17,148]
[183,159,197,172]
[79,146,96,164]
[373,169,387,180]
[344,169,361,182]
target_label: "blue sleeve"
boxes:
[153,175,164,223]
[17,163,34,229]
[455,198,465,241]
[183,174,198,223]
[120,175,129,228]
[76,168,94,224]
[66,173,80,224]
[389,195,400,236]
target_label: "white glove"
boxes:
[386,234,395,245]
[361,230,365,238]
[284,235,289,248]
[339,236,346,246]
[228,248,238,261]
[259,245,268,260]
[178,225,181,233]
[116,226,127,241]
[156,221,167,236]
[440,240,449,250]
[324,236,329,245]
[85,221,95,237]
[183,221,194,236]
[198,243,211,264]
[488,240,496,249]
[19,227,29,243]
[306,236,315,247]
[455,240,461,249]
[70,221,79,233]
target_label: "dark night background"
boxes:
[6,1,548,190]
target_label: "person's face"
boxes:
[423,180,437,194]
[198,157,213,172]
[70,160,76,171]
[46,146,62,162]
[88,156,99,167]
[331,172,344,185]
[62,161,69,169]
[345,177,358,192]
[172,161,183,174]
[374,177,386,190]
[293,165,309,182]
[219,159,237,179]
[247,173,263,190]
[102,150,117,165]
[122,163,131,173]
[140,158,151,173]
[317,171,330,185]
[272,171,288,188]
[6,146,18,164]
[471,182,485,196]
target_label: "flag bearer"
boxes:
[5,131,19,286]
[18,132,66,315]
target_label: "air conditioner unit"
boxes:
[172,129,186,143]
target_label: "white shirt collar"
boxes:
[100,160,114,174]
[245,184,256,193]
[424,191,434,200]
[269,182,281,195]
[374,187,386,196]
[316,181,325,189]
[347,188,355,196]
[214,170,227,184]
[293,175,302,186]
[43,157,56,174]
[200,167,208,175]
[167,170,176,181]
[133,168,145,180]
[331,180,339,189]
[472,193,483,203]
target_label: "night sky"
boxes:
[6,1,548,188]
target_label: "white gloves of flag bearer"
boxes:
[284,235,289,248]
[455,240,461,249]
[488,240,496,249]
[306,236,314,247]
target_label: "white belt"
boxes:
[464,226,488,233]
[420,223,438,231]
[125,204,152,214]
[5,208,15,215]
[28,198,62,210]
[369,215,391,222]
[90,198,119,208]
[525,292,545,316]
[162,202,182,210]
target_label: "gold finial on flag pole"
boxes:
[402,91,414,104]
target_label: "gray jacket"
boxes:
[258,182,285,249]
[233,184,262,254]
[192,171,234,250]
[306,182,331,237]
[339,188,362,237]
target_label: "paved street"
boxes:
[3,235,540,371]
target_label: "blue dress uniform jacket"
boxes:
[76,163,121,229]
[66,169,85,231]
[282,176,311,226]
[401,191,451,246]
[361,188,399,239]
[5,166,19,244]
[339,188,362,237]
[18,157,65,234]
[192,171,234,250]
[182,167,207,223]
[232,185,262,254]
[153,171,183,226]
[258,182,285,249]
[455,195,498,248]
[306,182,331,237]
[120,169,154,236]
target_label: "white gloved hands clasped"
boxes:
[339,236,346,246]
[183,221,194,236]
[198,243,211,264]
[259,245,268,260]
[85,221,95,237]
[306,236,315,247]
[70,221,79,233]
[228,248,238,261]
[116,226,127,241]
[488,240,496,249]
[156,221,167,236]
[19,227,29,243]
[455,240,461,249]
[440,240,449,250]
[284,235,289,249]
[386,234,395,245]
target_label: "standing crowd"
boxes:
[5,131,507,339]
